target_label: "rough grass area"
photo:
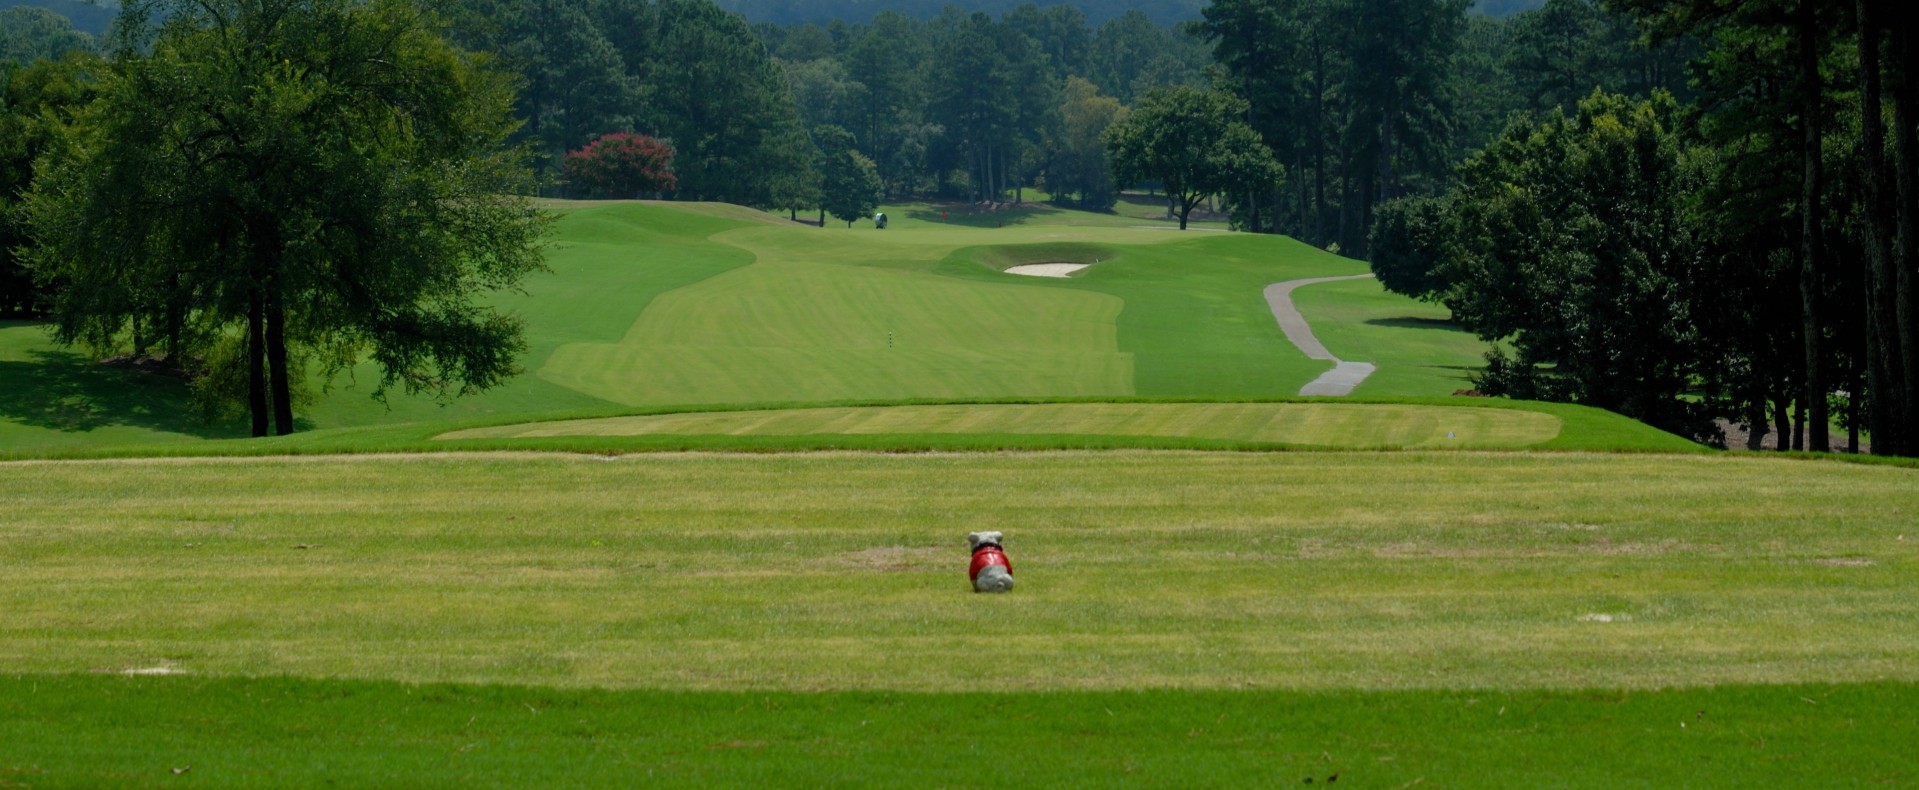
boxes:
[439,402,1563,449]
[5,452,1911,690]
[4,675,1912,787]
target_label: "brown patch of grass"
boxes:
[839,546,946,572]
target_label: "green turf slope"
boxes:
[1292,276,1491,396]
[441,402,1563,449]
[302,202,763,427]
[541,254,1132,405]
[1,199,1590,453]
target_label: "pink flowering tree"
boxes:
[562,133,678,198]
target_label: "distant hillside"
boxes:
[0,0,115,35]
[13,0,1550,35]
[1473,0,1546,16]
[717,0,1544,27]
[714,0,1205,27]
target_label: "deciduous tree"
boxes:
[24,0,547,436]
[1102,86,1280,230]
[563,133,678,198]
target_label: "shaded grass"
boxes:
[4,451,1911,690]
[3,675,1913,787]
[0,323,247,451]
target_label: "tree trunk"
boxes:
[1850,372,1862,452]
[1294,151,1307,238]
[1377,98,1397,209]
[268,292,294,436]
[248,291,268,438]
[1857,0,1906,455]
[1746,391,1768,451]
[1337,168,1353,252]
[1312,45,1328,247]
[1800,0,1830,451]
[1793,398,1806,451]
[1774,395,1792,451]
[165,271,183,361]
[1894,10,1919,454]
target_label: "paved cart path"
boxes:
[1263,274,1378,396]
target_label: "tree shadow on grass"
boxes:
[1364,316,1470,332]
[0,348,246,439]
[902,203,1076,228]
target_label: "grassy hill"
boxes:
[2,197,1640,456]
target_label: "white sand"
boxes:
[1004,263,1091,278]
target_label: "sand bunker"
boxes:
[1005,262,1091,278]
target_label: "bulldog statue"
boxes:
[968,531,1014,593]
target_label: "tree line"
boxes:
[1372,0,1919,458]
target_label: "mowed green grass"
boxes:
[2,199,1493,452]
[1294,277,1491,396]
[533,206,1344,406]
[4,450,1916,783]
[442,402,1563,449]
[6,452,1912,691]
[5,676,1912,786]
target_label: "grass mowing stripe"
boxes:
[5,452,1911,690]
[2,675,1912,786]
[0,396,1703,461]
[438,402,1562,449]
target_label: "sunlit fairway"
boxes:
[5,451,1914,691]
[4,448,1917,784]
[1,199,1495,449]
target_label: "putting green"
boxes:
[440,402,1562,448]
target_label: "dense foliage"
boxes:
[1102,86,1280,230]
[815,126,883,226]
[1414,93,1709,438]
[563,133,678,198]
[22,0,547,436]
[1371,0,1919,456]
